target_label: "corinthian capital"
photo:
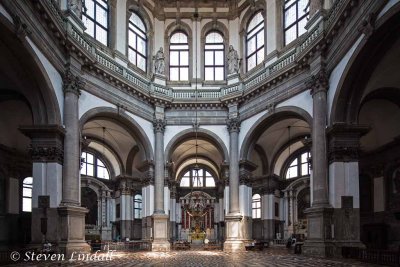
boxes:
[153,118,166,133]
[62,70,85,96]
[227,117,241,133]
[306,68,329,96]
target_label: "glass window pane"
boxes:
[205,44,224,50]
[128,49,136,64]
[247,36,256,55]
[285,26,297,45]
[130,13,145,30]
[285,5,297,27]
[257,31,264,49]
[180,51,189,65]
[137,55,146,71]
[298,0,309,17]
[301,163,309,176]
[81,165,87,175]
[215,67,224,80]
[287,166,298,178]
[137,38,146,55]
[214,51,224,65]
[128,31,136,49]
[206,177,215,187]
[96,6,108,27]
[171,32,187,43]
[85,0,95,17]
[96,26,107,45]
[180,177,190,187]
[205,67,214,80]
[247,54,256,71]
[23,188,32,197]
[205,51,214,65]
[86,153,94,164]
[24,177,33,185]
[248,12,264,33]
[298,17,308,36]
[23,198,32,212]
[290,158,298,167]
[170,67,179,80]
[87,165,94,176]
[257,48,264,64]
[170,51,179,66]
[206,32,223,43]
[84,20,95,37]
[97,159,105,167]
[301,153,308,163]
[180,67,189,80]
[285,0,296,8]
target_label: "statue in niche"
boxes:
[393,167,400,194]
[153,47,165,75]
[227,45,240,75]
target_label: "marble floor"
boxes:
[4,247,383,267]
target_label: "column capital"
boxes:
[307,68,329,96]
[226,117,241,133]
[153,118,166,133]
[239,160,257,186]
[20,125,65,164]
[62,69,85,96]
[327,123,370,163]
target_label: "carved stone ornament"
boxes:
[227,45,240,75]
[13,15,31,39]
[153,118,166,133]
[62,70,85,96]
[306,68,329,95]
[226,117,241,133]
[153,47,165,75]
[29,145,64,163]
[358,13,376,38]
[68,0,84,18]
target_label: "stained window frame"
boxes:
[204,31,225,81]
[283,0,310,46]
[285,151,311,179]
[128,12,148,72]
[169,31,190,81]
[82,0,109,46]
[81,151,110,180]
[246,11,265,72]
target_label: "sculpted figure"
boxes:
[227,45,240,75]
[153,47,165,75]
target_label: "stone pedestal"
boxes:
[227,73,240,85]
[153,73,167,86]
[58,206,91,256]
[152,213,170,251]
[303,206,334,257]
[223,214,244,252]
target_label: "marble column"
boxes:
[224,116,244,251]
[151,117,169,251]
[303,68,334,257]
[58,69,90,255]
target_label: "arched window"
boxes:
[128,12,147,72]
[246,12,265,71]
[179,168,216,188]
[204,31,224,81]
[252,194,261,219]
[134,194,142,219]
[285,151,311,179]
[82,0,109,46]
[284,0,309,45]
[170,32,189,81]
[81,151,110,180]
[22,177,33,212]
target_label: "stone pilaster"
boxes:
[224,105,244,251]
[303,67,334,257]
[326,123,369,256]
[58,68,90,255]
[151,106,169,251]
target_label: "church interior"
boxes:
[0,0,400,265]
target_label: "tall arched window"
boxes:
[204,31,224,81]
[252,194,261,219]
[134,194,142,219]
[170,32,189,81]
[82,0,109,46]
[284,0,309,45]
[128,12,147,72]
[285,151,311,179]
[22,177,33,212]
[81,151,110,179]
[246,12,265,72]
[179,168,216,188]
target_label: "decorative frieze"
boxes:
[306,68,329,96]
[29,146,64,163]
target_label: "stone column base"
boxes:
[152,213,170,252]
[303,240,335,257]
[57,206,91,256]
[332,241,366,257]
[223,213,244,252]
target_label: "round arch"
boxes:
[0,17,62,125]
[330,4,400,124]
[240,106,312,160]
[165,128,229,163]
[79,107,154,161]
